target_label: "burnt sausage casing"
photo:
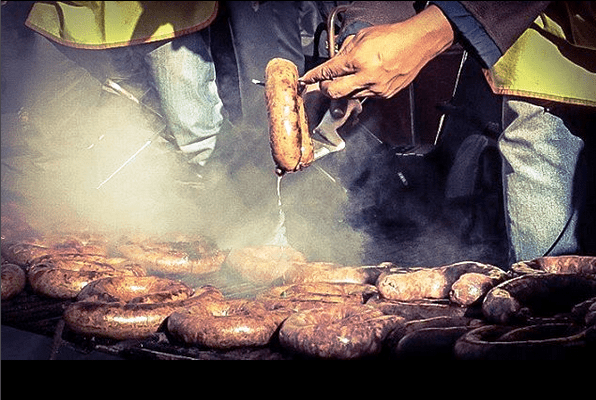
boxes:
[265,57,314,175]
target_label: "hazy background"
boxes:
[1,1,508,270]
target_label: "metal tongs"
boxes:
[252,6,362,164]
[311,98,362,161]
[310,5,363,161]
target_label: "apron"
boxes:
[484,3,596,107]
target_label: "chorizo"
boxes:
[1,232,111,267]
[265,57,314,175]
[28,253,146,299]
[449,272,505,306]
[454,323,590,360]
[511,255,596,276]
[367,297,470,320]
[278,303,403,359]
[64,278,223,340]
[376,261,507,301]
[257,282,378,312]
[1,263,27,301]
[393,326,472,359]
[385,315,480,359]
[117,238,226,275]
[225,245,306,285]
[1,242,71,267]
[167,299,291,349]
[281,261,382,285]
[482,273,596,324]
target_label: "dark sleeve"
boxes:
[337,1,550,69]
[432,2,550,68]
[458,1,551,54]
[456,1,550,67]
[430,1,502,68]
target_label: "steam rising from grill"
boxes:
[2,26,508,274]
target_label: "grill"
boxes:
[1,266,294,360]
[3,259,596,360]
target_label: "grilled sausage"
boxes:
[454,323,590,360]
[117,238,226,275]
[257,282,378,312]
[1,263,26,301]
[28,253,146,299]
[367,297,470,320]
[482,273,596,324]
[449,272,505,306]
[1,242,75,267]
[168,299,291,349]
[385,315,479,359]
[281,262,378,285]
[376,261,507,301]
[64,279,223,340]
[511,255,596,276]
[278,303,403,359]
[1,233,110,267]
[265,58,314,175]
[225,245,306,285]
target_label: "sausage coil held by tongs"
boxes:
[265,58,315,175]
[264,5,362,175]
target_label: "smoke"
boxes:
[2,20,508,274]
[2,34,220,240]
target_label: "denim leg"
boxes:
[145,31,224,167]
[498,97,584,263]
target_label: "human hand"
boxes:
[300,5,454,100]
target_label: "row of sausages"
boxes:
[2,236,595,359]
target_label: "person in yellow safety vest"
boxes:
[25,1,228,190]
[300,1,596,266]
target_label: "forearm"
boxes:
[301,5,455,98]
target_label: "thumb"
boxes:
[299,53,356,85]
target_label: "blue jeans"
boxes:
[145,31,224,167]
[499,97,586,263]
[50,29,225,167]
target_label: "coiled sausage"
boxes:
[168,298,291,349]
[1,263,26,301]
[482,273,596,324]
[64,278,223,340]
[265,58,314,175]
[278,303,403,359]
[28,253,146,299]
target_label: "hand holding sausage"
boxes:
[300,5,454,100]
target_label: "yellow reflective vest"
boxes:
[483,3,596,107]
[25,1,218,49]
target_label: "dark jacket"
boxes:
[337,1,596,106]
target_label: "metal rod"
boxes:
[433,50,468,146]
[409,82,416,147]
[327,5,350,58]
[96,139,153,189]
